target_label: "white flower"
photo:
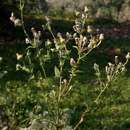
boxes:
[25,38,31,44]
[82,14,85,19]
[2,126,8,130]
[94,63,99,70]
[16,53,23,60]
[126,52,130,59]
[16,64,21,70]
[70,58,76,66]
[45,16,50,23]
[0,57,3,61]
[99,33,104,40]
[14,19,22,26]
[87,25,93,33]
[84,6,89,12]
[3,71,8,74]
[10,12,15,22]
[38,31,42,37]
[83,36,87,43]
[75,11,80,16]
[46,39,52,46]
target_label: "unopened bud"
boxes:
[126,52,130,59]
[99,34,104,40]
[45,16,50,23]
[84,6,89,12]
[75,11,80,16]
[38,31,42,37]
[57,33,65,43]
[107,75,111,82]
[25,38,31,44]
[10,12,15,22]
[115,56,118,64]
[81,14,85,19]
[70,58,76,66]
[83,36,87,43]
[94,63,99,71]
[16,53,23,60]
[108,62,113,67]
[63,79,68,86]
[0,57,3,61]
[87,25,93,33]
[14,19,22,26]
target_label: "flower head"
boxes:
[126,52,130,59]
[16,53,23,60]
[70,58,76,66]
[99,34,104,41]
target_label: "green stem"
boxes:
[20,0,30,39]
[94,83,109,103]
[79,41,102,60]
[40,60,47,78]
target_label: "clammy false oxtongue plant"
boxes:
[10,1,130,129]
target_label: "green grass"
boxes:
[0,33,130,129]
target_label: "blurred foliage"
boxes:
[1,0,130,22]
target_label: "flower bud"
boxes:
[83,36,87,43]
[87,25,93,33]
[75,11,80,16]
[108,62,113,67]
[45,16,50,23]
[105,66,108,73]
[70,58,76,66]
[115,56,118,64]
[99,34,104,40]
[57,33,65,43]
[94,63,99,71]
[16,64,21,70]
[25,38,31,44]
[10,12,15,22]
[63,79,68,86]
[31,27,39,38]
[0,57,3,62]
[73,33,77,38]
[84,6,89,13]
[81,14,85,19]
[107,75,111,82]
[14,19,22,26]
[126,52,130,59]
[66,32,72,39]
[16,53,23,60]
[46,40,52,48]
[38,31,42,37]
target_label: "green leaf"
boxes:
[54,66,60,78]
